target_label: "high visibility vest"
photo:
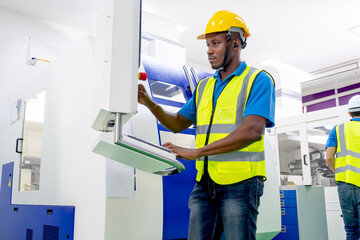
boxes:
[195,66,273,185]
[335,121,360,187]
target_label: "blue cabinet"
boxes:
[273,186,328,240]
[275,189,299,240]
[0,162,75,240]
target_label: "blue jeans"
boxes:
[338,181,360,240]
[188,173,264,240]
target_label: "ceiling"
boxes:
[1,0,360,74]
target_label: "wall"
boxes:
[0,7,86,185]
[0,7,106,240]
[301,60,360,113]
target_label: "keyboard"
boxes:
[119,134,176,160]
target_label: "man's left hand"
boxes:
[162,142,200,160]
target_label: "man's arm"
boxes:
[326,146,336,172]
[163,115,266,160]
[138,84,193,133]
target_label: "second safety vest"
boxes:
[194,66,273,185]
[335,121,360,187]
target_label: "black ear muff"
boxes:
[234,43,239,47]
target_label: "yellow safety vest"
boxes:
[335,121,360,187]
[195,66,273,185]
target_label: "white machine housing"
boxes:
[106,0,141,113]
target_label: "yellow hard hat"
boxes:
[197,10,250,40]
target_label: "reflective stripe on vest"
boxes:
[195,66,269,184]
[196,67,258,136]
[335,122,360,187]
[206,151,265,162]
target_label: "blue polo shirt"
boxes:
[325,118,360,148]
[178,61,276,128]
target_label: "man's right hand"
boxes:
[138,84,153,108]
[137,83,193,133]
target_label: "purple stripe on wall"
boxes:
[306,99,336,112]
[339,91,360,106]
[302,89,335,103]
[338,82,360,93]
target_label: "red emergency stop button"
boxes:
[138,72,147,81]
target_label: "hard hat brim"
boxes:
[196,30,250,40]
[197,33,207,40]
[349,107,360,113]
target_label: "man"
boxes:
[138,10,275,240]
[326,95,360,240]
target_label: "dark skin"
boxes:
[138,32,266,160]
[206,32,241,79]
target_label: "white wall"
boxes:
[0,7,106,240]
[0,7,87,180]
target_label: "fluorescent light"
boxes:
[258,58,307,76]
[350,25,360,37]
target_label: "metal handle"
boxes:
[281,208,285,215]
[190,67,200,84]
[183,66,195,93]
[303,154,308,165]
[15,138,23,153]
[279,191,284,198]
[114,112,122,143]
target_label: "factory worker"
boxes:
[326,95,360,240]
[138,10,275,240]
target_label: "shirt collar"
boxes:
[214,61,247,82]
[351,118,360,121]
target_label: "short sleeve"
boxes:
[243,71,276,128]
[178,95,197,123]
[325,126,337,149]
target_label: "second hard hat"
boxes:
[348,95,360,112]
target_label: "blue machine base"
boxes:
[0,162,75,240]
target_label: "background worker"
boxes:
[326,95,360,240]
[138,10,275,239]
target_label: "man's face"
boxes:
[205,32,228,70]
